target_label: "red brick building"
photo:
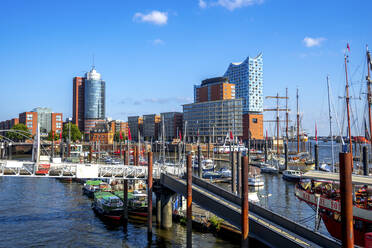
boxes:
[19,112,38,135]
[195,77,235,103]
[243,113,263,140]
[73,77,85,132]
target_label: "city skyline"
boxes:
[0,0,371,136]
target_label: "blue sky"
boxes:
[0,0,371,136]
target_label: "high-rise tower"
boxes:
[224,53,263,113]
[73,66,106,136]
[83,67,106,134]
[224,54,263,140]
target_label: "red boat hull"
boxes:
[321,212,367,247]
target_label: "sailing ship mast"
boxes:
[297,88,300,154]
[327,76,335,171]
[264,93,289,155]
[366,46,372,148]
[344,52,354,163]
[286,88,289,141]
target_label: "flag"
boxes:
[179,130,182,140]
[265,129,268,140]
[128,127,132,141]
[230,130,234,140]
[347,43,350,52]
[52,131,54,140]
[315,122,318,143]
[59,131,62,140]
[119,131,123,140]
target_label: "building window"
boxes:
[56,115,62,121]
[252,118,258,123]
[27,121,33,128]
[27,114,33,120]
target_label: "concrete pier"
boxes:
[156,192,162,225]
[161,192,173,229]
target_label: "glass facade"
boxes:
[84,68,105,120]
[183,99,242,142]
[224,53,263,113]
[33,107,52,134]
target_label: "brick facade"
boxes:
[243,113,263,141]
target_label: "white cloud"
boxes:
[199,0,207,8]
[152,39,164,45]
[303,37,326,47]
[213,0,263,11]
[133,11,168,25]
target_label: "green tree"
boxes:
[5,124,31,142]
[46,131,60,141]
[62,123,82,142]
[114,131,126,142]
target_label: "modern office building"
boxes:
[73,76,85,132]
[194,77,236,103]
[224,53,263,113]
[84,67,105,134]
[72,66,106,137]
[183,99,243,143]
[160,112,183,141]
[142,114,160,141]
[128,116,143,142]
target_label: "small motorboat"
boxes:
[202,171,222,179]
[248,192,260,203]
[248,174,264,187]
[261,164,279,174]
[219,168,231,178]
[282,170,303,181]
[319,162,332,172]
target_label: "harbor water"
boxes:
[0,176,239,248]
[0,140,366,247]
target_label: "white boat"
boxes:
[220,168,231,178]
[193,159,215,171]
[261,165,279,174]
[248,192,260,203]
[282,170,302,181]
[248,174,264,187]
[319,162,332,172]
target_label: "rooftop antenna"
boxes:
[92,53,95,69]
